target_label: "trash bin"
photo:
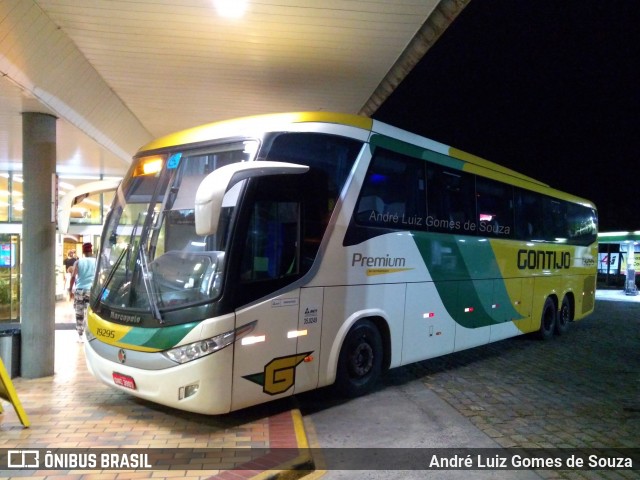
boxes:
[0,324,21,378]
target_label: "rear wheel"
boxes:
[538,297,557,340]
[335,319,383,397]
[556,296,571,335]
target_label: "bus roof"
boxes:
[137,111,596,210]
[138,112,373,153]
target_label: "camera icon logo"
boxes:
[7,450,40,468]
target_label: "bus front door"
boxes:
[231,292,301,411]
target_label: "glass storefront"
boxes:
[0,172,119,322]
[0,234,19,321]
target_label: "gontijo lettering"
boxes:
[517,249,571,270]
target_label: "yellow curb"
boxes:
[251,409,316,480]
[293,412,326,480]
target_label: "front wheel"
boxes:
[335,319,383,398]
[537,297,557,340]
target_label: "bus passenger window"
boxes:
[514,189,543,240]
[355,149,426,229]
[566,202,598,245]
[542,198,569,241]
[426,166,474,234]
[475,177,514,238]
[356,195,384,223]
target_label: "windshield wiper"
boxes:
[125,212,143,279]
[92,245,129,311]
[138,246,163,324]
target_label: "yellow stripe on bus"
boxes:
[87,308,160,352]
[139,112,373,153]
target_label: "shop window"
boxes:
[0,175,9,222]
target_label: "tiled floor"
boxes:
[0,301,311,480]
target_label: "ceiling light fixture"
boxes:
[214,0,247,18]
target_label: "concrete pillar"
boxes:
[21,112,57,378]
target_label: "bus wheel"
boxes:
[556,296,571,335]
[335,319,383,398]
[538,297,557,340]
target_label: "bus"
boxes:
[67,112,598,414]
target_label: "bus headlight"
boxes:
[163,331,233,363]
[162,320,257,364]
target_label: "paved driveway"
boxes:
[300,296,640,479]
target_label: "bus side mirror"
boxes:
[195,161,309,236]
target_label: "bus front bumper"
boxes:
[84,338,234,415]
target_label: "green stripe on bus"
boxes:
[369,134,465,170]
[121,322,199,350]
[412,233,522,328]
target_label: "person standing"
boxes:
[69,242,96,342]
[63,249,76,299]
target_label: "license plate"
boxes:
[112,372,136,390]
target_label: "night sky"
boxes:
[374,1,639,232]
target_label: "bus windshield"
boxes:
[93,141,257,320]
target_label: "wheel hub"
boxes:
[351,342,373,376]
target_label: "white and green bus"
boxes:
[74,112,597,414]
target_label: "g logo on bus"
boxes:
[243,352,313,395]
[117,349,126,364]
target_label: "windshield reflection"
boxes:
[92,141,256,322]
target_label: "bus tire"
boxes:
[556,296,571,335]
[537,297,557,340]
[335,319,383,398]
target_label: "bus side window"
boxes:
[514,189,542,240]
[355,148,426,229]
[513,188,597,245]
[233,171,332,306]
[475,176,514,238]
[566,202,598,245]
[240,200,300,281]
[426,165,474,233]
[356,195,384,223]
[543,198,568,241]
